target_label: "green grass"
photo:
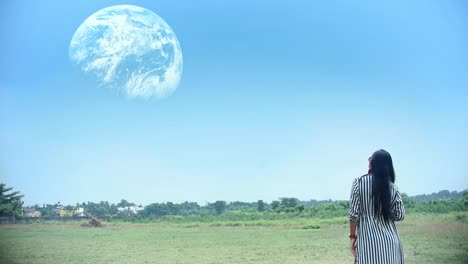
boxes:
[0,213,467,264]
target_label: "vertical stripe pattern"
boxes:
[349,174,405,264]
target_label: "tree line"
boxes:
[1,183,467,220]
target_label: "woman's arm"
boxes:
[349,220,357,256]
[349,220,357,237]
[391,188,405,221]
[348,178,360,257]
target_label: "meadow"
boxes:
[0,213,467,264]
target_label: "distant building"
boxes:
[117,205,144,215]
[23,208,41,218]
[75,207,85,216]
[53,202,64,215]
[59,207,85,217]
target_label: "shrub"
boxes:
[455,213,467,223]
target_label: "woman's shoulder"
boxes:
[356,173,372,181]
[351,174,371,186]
[389,181,401,191]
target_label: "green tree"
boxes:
[296,204,305,213]
[166,202,179,215]
[257,200,265,212]
[142,203,170,217]
[401,193,415,209]
[64,205,74,210]
[271,200,280,210]
[338,200,349,209]
[39,204,59,217]
[82,201,114,218]
[460,190,468,209]
[179,201,200,215]
[280,197,299,208]
[117,199,136,217]
[110,204,119,216]
[0,183,24,218]
[213,200,226,215]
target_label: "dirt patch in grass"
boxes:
[80,218,103,228]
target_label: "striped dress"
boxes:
[349,174,405,264]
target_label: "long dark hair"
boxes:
[370,149,395,221]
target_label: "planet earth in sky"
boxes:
[69,5,183,99]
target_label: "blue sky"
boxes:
[1,0,467,206]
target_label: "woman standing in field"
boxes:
[349,149,405,264]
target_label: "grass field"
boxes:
[0,213,467,264]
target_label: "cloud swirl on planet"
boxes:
[69,5,183,99]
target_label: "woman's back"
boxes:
[349,149,405,264]
[351,174,405,221]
